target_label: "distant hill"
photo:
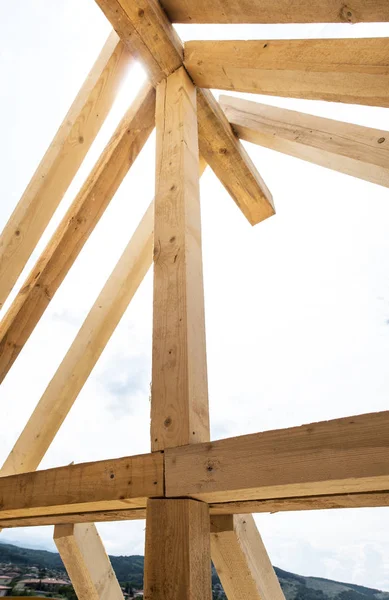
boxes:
[0,540,388,600]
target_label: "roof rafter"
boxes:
[220,95,389,187]
[0,32,132,312]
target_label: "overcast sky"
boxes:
[1,0,389,591]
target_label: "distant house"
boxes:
[0,577,12,586]
[15,577,70,591]
[0,585,11,597]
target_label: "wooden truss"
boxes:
[0,1,388,599]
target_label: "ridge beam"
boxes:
[94,1,274,225]
[185,38,389,107]
[220,95,389,188]
[0,32,132,311]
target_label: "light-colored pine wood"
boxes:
[0,82,156,384]
[220,95,389,188]
[144,499,212,600]
[160,0,389,23]
[185,38,389,107]
[0,452,163,520]
[54,523,123,600]
[151,67,209,451]
[1,159,207,477]
[211,514,285,600]
[209,491,389,514]
[0,32,131,311]
[1,201,154,475]
[197,89,274,225]
[94,0,274,225]
[165,410,389,502]
[0,508,147,528]
[2,489,389,528]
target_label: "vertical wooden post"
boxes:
[145,499,211,600]
[145,66,211,600]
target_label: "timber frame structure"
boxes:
[1,2,389,599]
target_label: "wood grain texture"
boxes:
[0,508,147,528]
[160,0,389,23]
[185,38,389,107]
[144,499,212,600]
[209,491,389,514]
[220,95,389,187]
[2,489,389,528]
[165,411,389,503]
[0,453,163,519]
[211,514,285,600]
[0,32,131,311]
[95,0,183,85]
[0,82,156,384]
[54,523,123,600]
[151,67,210,451]
[93,0,273,225]
[197,89,274,225]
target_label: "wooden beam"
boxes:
[0,82,156,384]
[209,491,389,515]
[1,201,153,475]
[54,523,123,600]
[165,411,389,503]
[197,89,274,225]
[0,453,163,520]
[185,39,389,107]
[0,32,131,311]
[211,514,284,600]
[94,0,274,225]
[145,65,212,600]
[1,160,208,478]
[151,66,209,451]
[1,489,389,528]
[160,0,389,24]
[144,499,212,600]
[220,95,389,188]
[0,509,147,528]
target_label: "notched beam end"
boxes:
[197,88,275,226]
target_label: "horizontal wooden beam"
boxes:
[220,95,389,188]
[1,490,388,528]
[0,453,163,519]
[94,0,274,225]
[0,82,155,384]
[160,0,389,24]
[2,412,389,522]
[185,39,389,107]
[0,32,131,312]
[209,491,389,515]
[165,411,389,502]
[0,508,147,528]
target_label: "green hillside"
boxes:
[0,541,387,600]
